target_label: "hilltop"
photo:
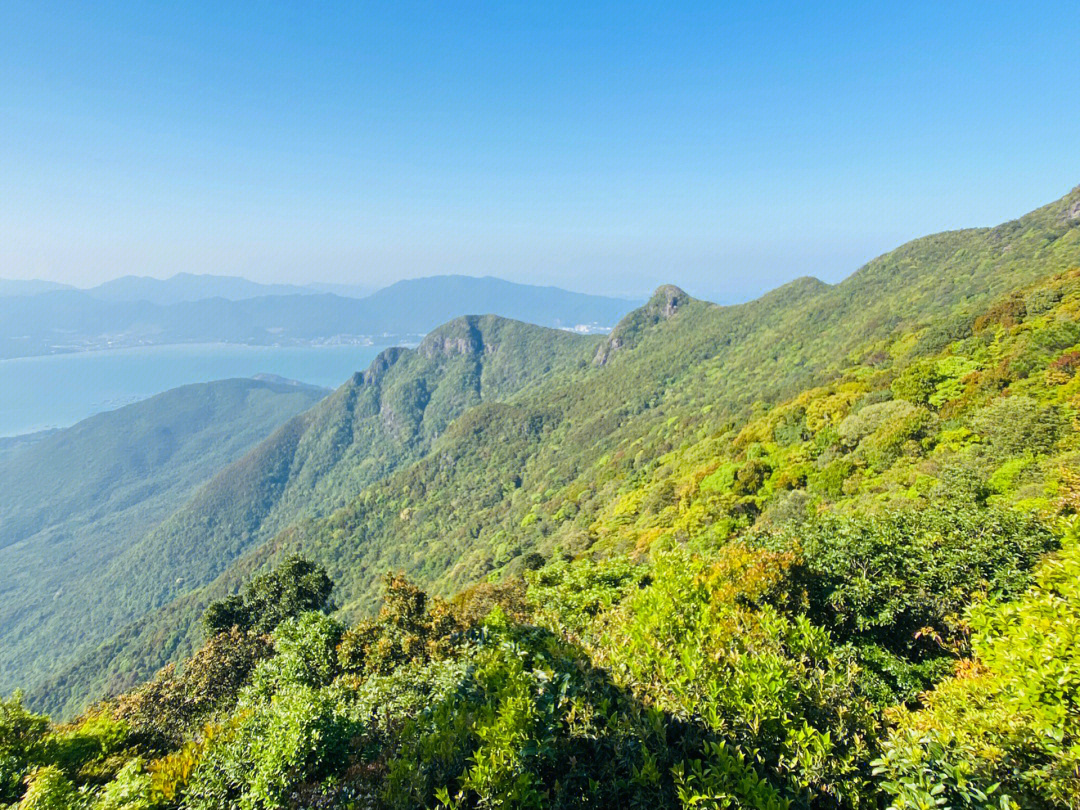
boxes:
[16,184,1080,718]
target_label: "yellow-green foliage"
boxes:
[570,268,1080,559]
[586,545,877,805]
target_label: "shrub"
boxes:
[44,708,130,786]
[451,576,530,626]
[0,692,49,804]
[772,506,1057,658]
[525,556,646,635]
[812,457,854,498]
[251,612,344,694]
[338,573,462,676]
[858,405,933,472]
[837,400,917,447]
[672,742,791,810]
[113,628,272,751]
[183,684,360,810]
[593,546,878,806]
[95,758,154,810]
[772,408,809,445]
[202,556,334,637]
[18,765,87,810]
[873,523,1080,809]
[973,294,1026,332]
[892,360,942,404]
[733,459,771,495]
[381,627,669,810]
[1024,286,1062,315]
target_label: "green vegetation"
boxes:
[9,317,598,712]
[201,556,334,637]
[28,185,1080,718]
[4,509,1077,808]
[874,521,1080,809]
[4,187,1080,807]
[0,378,328,696]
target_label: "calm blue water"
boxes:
[0,343,390,437]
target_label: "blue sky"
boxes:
[2,2,1078,302]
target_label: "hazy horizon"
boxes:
[3,2,1079,303]
[5,177,1078,305]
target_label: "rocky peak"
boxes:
[358,346,408,386]
[1063,186,1080,223]
[594,284,692,365]
[648,284,690,318]
[417,316,485,360]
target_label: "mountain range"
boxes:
[2,186,1079,809]
[0,275,636,358]
[2,183,1076,718]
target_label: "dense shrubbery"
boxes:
[201,556,335,637]
[770,507,1057,648]
[874,522,1080,809]
[5,503,1076,808]
[113,627,273,751]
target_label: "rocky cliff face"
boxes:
[1063,188,1080,223]
[417,316,486,359]
[358,346,408,386]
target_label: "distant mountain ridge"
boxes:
[0,275,636,358]
[0,273,361,302]
[359,276,636,332]
[0,279,74,296]
[84,273,325,304]
[0,377,329,693]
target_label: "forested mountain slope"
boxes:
[5,188,1080,809]
[0,378,328,695]
[276,188,1080,615]
[30,185,1080,719]
[0,431,57,465]
[7,317,596,708]
[0,379,327,553]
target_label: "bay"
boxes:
[0,342,390,437]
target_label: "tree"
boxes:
[202,556,334,637]
[0,691,49,804]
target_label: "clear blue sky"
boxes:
[2,1,1078,302]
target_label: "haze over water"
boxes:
[0,343,386,437]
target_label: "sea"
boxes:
[0,343,390,437]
